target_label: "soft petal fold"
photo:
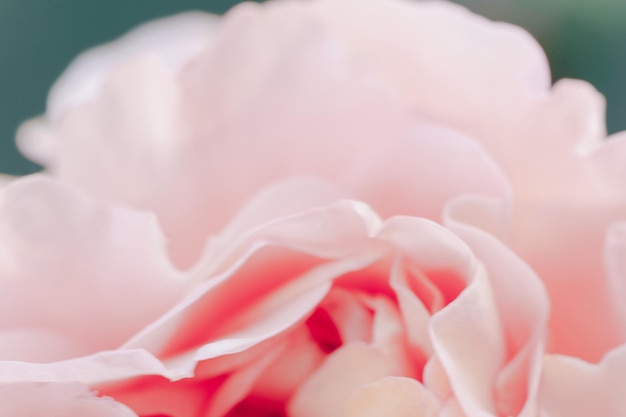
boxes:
[447,194,625,362]
[445,216,549,417]
[429,264,504,417]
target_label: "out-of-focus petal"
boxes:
[288,342,396,417]
[0,175,184,360]
[312,0,606,199]
[345,376,440,417]
[0,349,172,385]
[540,346,626,417]
[603,222,626,330]
[252,327,326,401]
[0,382,138,416]
[342,124,510,221]
[49,12,218,122]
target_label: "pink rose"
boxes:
[4,0,626,416]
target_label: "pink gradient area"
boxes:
[93,185,548,417]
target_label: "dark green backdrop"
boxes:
[1,0,625,175]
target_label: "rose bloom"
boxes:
[2,0,626,416]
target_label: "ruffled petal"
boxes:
[123,200,383,378]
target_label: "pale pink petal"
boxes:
[46,56,199,266]
[440,398,469,417]
[361,295,416,378]
[0,382,137,417]
[540,346,626,417]
[382,217,476,365]
[429,265,504,417]
[378,217,475,281]
[288,342,396,417]
[180,1,318,131]
[17,12,217,166]
[445,216,549,417]
[0,176,184,360]
[0,329,86,362]
[313,0,550,106]
[213,177,344,252]
[48,12,217,122]
[0,349,171,385]
[390,258,436,362]
[448,195,625,362]
[33,15,407,268]
[603,222,626,330]
[342,124,510,221]
[423,355,453,403]
[313,0,606,198]
[588,131,626,190]
[345,376,440,417]
[524,200,626,361]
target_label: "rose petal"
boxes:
[313,0,606,199]
[288,342,396,417]
[342,124,510,221]
[345,376,440,417]
[540,345,626,417]
[314,0,550,106]
[124,200,383,378]
[49,12,217,122]
[448,195,624,362]
[252,327,326,401]
[445,215,549,417]
[429,264,504,417]
[0,382,138,417]
[0,176,184,360]
[0,349,172,385]
[102,376,212,417]
[0,329,86,363]
[317,288,373,346]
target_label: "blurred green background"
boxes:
[1,0,625,175]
